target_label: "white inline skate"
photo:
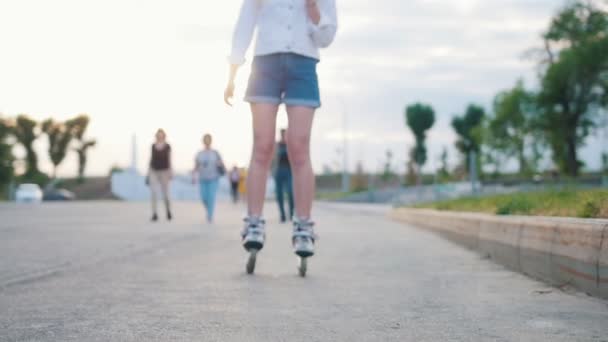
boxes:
[241,216,266,274]
[292,218,317,277]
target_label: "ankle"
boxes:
[246,213,263,221]
[294,216,313,223]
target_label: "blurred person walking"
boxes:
[147,129,173,222]
[238,168,248,196]
[274,128,294,223]
[224,0,338,275]
[193,134,225,224]
[229,166,241,203]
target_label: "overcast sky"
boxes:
[0,0,606,177]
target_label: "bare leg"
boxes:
[160,171,171,215]
[149,172,158,216]
[286,106,315,219]
[247,103,279,217]
[160,171,172,218]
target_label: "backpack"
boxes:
[215,150,226,176]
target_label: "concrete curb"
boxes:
[478,216,522,272]
[390,208,608,299]
[599,225,608,298]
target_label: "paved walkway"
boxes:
[0,201,607,341]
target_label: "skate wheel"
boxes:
[298,257,307,277]
[246,250,257,275]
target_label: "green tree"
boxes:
[68,114,96,182]
[0,116,15,190]
[405,103,436,183]
[536,1,608,176]
[405,157,417,186]
[11,115,40,177]
[41,118,74,178]
[351,161,367,192]
[381,150,396,182]
[482,141,505,179]
[487,80,542,175]
[437,147,450,181]
[452,104,485,174]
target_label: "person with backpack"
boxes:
[192,133,225,223]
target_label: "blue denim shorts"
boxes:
[245,53,321,108]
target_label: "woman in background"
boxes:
[148,129,173,222]
[193,134,225,223]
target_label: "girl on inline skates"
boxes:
[224,0,337,275]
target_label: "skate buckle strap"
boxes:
[292,219,318,241]
[293,218,314,229]
[293,230,314,239]
[244,217,265,230]
[241,217,266,238]
[248,227,265,236]
[243,216,266,225]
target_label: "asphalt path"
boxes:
[0,201,607,341]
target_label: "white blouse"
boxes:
[229,0,338,65]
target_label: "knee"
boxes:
[287,134,310,168]
[252,136,275,166]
